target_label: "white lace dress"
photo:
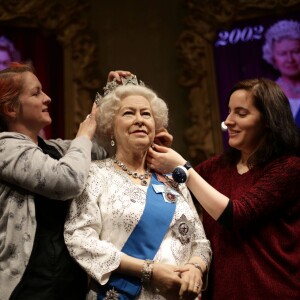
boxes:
[64,158,212,300]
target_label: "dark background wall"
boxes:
[88,0,189,157]
[3,1,299,160]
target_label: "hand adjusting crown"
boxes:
[94,74,145,106]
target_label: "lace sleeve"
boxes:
[64,164,122,285]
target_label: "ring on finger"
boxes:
[86,114,91,119]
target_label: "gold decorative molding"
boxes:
[0,0,99,138]
[178,0,300,164]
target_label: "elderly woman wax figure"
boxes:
[263,19,300,127]
[0,36,21,71]
[147,78,300,299]
[0,64,135,300]
[64,75,212,300]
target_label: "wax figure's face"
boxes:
[224,89,265,156]
[113,94,155,154]
[15,72,52,132]
[273,38,300,78]
[0,49,11,71]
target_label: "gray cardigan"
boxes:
[0,132,106,300]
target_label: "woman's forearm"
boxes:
[187,169,229,220]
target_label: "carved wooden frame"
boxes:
[177,0,300,163]
[0,0,99,138]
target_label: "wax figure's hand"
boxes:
[151,263,184,300]
[107,70,132,82]
[154,128,173,147]
[176,265,203,300]
[147,144,186,174]
[76,102,98,140]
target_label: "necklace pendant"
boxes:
[141,179,148,186]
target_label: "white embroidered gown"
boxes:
[64,159,212,300]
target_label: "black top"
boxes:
[10,138,87,300]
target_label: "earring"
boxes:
[111,137,115,147]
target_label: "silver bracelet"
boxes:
[141,259,154,285]
[185,262,205,274]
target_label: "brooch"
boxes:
[152,184,179,203]
[104,288,119,300]
[164,186,178,203]
[172,214,195,245]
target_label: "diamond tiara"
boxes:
[104,74,145,96]
[94,74,145,106]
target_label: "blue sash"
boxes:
[97,173,176,300]
[295,109,300,128]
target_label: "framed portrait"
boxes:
[214,11,300,146]
[178,0,300,164]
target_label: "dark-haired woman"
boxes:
[148,78,300,299]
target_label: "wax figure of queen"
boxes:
[263,20,300,127]
[64,75,212,300]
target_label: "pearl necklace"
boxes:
[113,158,151,186]
[277,78,300,96]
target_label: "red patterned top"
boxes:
[196,155,300,300]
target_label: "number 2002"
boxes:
[215,25,264,47]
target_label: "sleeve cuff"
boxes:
[217,200,233,227]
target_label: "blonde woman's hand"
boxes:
[76,102,98,140]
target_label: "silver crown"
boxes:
[103,74,145,96]
[94,74,145,106]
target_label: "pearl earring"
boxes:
[111,137,115,147]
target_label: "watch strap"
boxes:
[184,161,192,170]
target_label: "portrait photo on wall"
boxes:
[214,11,300,146]
[0,26,64,139]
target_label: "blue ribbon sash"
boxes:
[97,173,176,300]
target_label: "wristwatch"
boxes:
[172,161,192,183]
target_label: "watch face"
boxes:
[172,167,187,183]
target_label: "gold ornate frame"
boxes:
[177,0,300,163]
[0,0,99,138]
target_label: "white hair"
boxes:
[262,20,300,65]
[0,36,21,61]
[95,84,169,148]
